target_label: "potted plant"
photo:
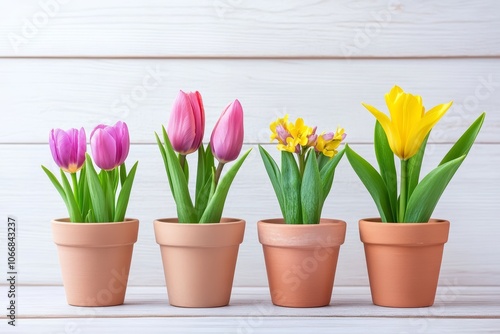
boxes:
[346,85,485,307]
[154,90,251,308]
[257,115,347,307]
[42,121,139,307]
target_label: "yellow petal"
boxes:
[404,101,452,159]
[362,102,403,158]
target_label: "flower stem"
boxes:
[214,162,225,189]
[298,151,305,176]
[399,159,408,222]
[71,172,79,209]
[179,154,186,170]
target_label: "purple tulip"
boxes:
[49,127,86,173]
[167,90,205,155]
[90,121,130,170]
[210,99,244,163]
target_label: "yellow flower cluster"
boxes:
[270,114,345,158]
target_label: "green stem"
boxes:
[298,151,305,176]
[214,162,225,190]
[71,172,79,210]
[399,159,408,223]
[179,154,186,170]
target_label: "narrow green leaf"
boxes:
[345,145,394,222]
[317,153,329,171]
[155,132,177,198]
[199,149,252,223]
[405,156,466,222]
[60,170,83,222]
[440,113,485,166]
[195,177,213,221]
[407,134,429,200]
[280,151,302,224]
[85,153,109,222]
[120,163,127,186]
[42,166,71,214]
[301,151,322,224]
[114,161,138,222]
[159,126,196,222]
[319,148,345,205]
[258,145,285,217]
[79,166,90,221]
[374,121,398,220]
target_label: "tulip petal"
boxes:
[404,101,452,159]
[188,91,205,150]
[91,128,117,170]
[167,91,196,154]
[211,99,244,163]
[362,102,403,158]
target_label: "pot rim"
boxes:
[359,218,450,246]
[154,217,244,225]
[258,217,346,226]
[154,218,245,247]
[52,218,139,225]
[52,218,139,247]
[257,218,346,247]
[359,217,448,224]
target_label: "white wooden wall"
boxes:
[1,0,499,289]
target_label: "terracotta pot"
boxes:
[257,218,346,307]
[359,218,450,308]
[154,218,245,308]
[52,218,139,307]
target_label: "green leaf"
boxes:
[345,145,394,222]
[157,126,196,223]
[85,153,109,222]
[280,151,302,224]
[199,149,252,223]
[439,113,485,166]
[317,153,329,171]
[42,165,71,215]
[114,161,138,222]
[374,121,398,219]
[301,151,322,224]
[258,145,285,217]
[404,155,466,222]
[79,166,90,221]
[407,133,429,200]
[60,170,83,222]
[120,163,127,187]
[319,149,345,205]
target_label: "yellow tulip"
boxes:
[362,85,453,160]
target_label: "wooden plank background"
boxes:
[0,0,499,288]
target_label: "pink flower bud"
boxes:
[210,99,244,163]
[49,127,86,173]
[90,121,130,170]
[167,90,205,155]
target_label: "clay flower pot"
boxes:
[52,218,139,307]
[154,218,245,308]
[257,218,346,308]
[359,218,450,308]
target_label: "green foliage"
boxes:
[156,126,251,223]
[259,145,345,224]
[346,113,485,223]
[42,154,138,223]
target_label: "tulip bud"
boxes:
[90,121,130,170]
[210,99,244,163]
[167,90,205,155]
[49,127,86,173]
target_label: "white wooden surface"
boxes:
[1,0,499,332]
[1,286,499,333]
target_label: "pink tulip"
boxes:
[210,99,244,163]
[49,127,86,173]
[90,121,130,170]
[167,90,205,155]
